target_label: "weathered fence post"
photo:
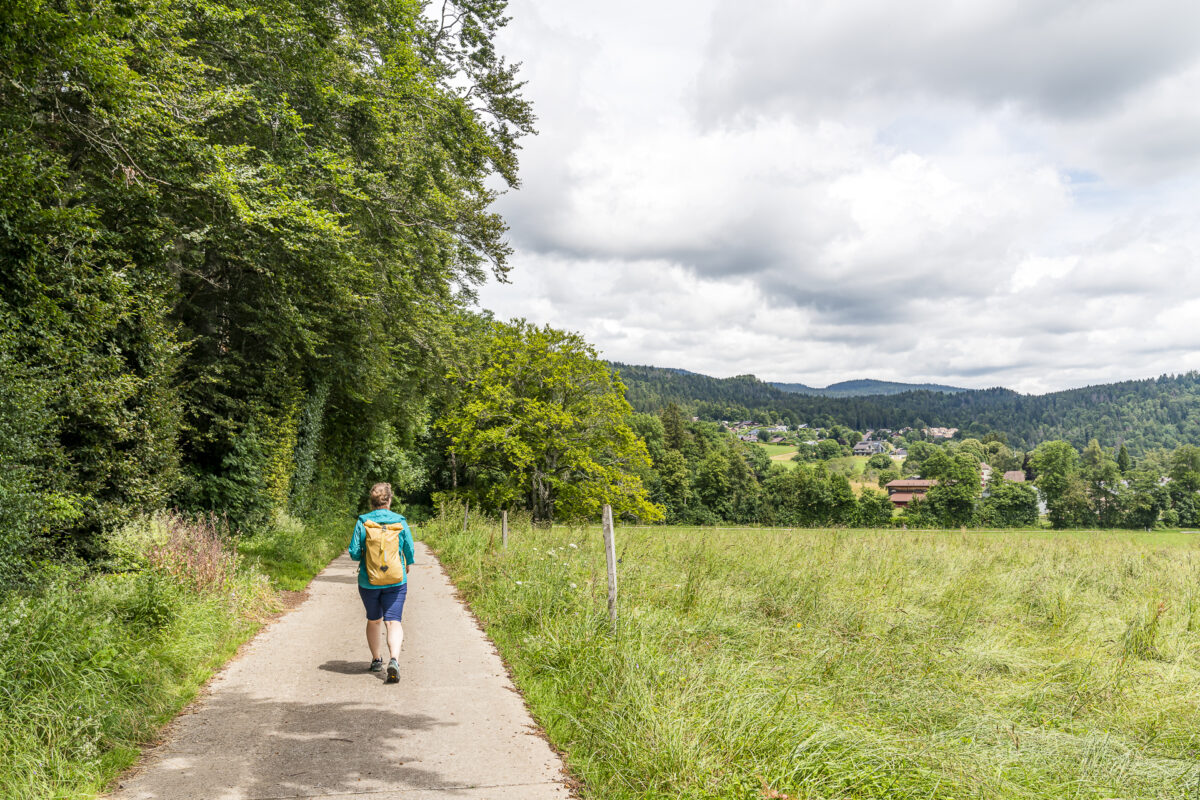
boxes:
[502,510,508,547]
[463,499,470,532]
[602,504,618,626]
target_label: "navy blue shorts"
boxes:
[359,583,407,621]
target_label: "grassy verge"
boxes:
[424,521,1200,799]
[0,512,350,799]
[239,514,351,591]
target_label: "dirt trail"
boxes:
[108,543,571,800]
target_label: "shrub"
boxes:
[145,515,237,595]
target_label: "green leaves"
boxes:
[438,320,663,522]
[1,0,533,551]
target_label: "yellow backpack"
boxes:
[362,519,406,585]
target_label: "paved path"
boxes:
[109,543,571,800]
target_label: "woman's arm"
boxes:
[348,519,365,561]
[401,520,415,566]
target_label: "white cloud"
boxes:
[481,0,1200,394]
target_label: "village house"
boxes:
[1003,470,1026,482]
[852,440,886,456]
[885,478,937,508]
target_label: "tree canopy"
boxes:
[1,0,533,576]
[438,321,662,522]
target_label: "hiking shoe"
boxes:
[386,658,399,684]
[368,657,383,673]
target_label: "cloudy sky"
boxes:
[474,0,1200,394]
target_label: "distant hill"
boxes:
[771,379,967,397]
[610,362,1200,454]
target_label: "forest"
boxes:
[615,363,1200,453]
[0,0,665,592]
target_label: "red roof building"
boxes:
[885,479,937,508]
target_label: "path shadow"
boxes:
[318,659,376,676]
[121,688,465,799]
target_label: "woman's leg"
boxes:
[366,618,384,660]
[385,620,404,660]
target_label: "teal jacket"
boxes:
[348,508,415,590]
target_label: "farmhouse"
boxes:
[853,440,886,456]
[1002,470,1026,482]
[885,478,937,508]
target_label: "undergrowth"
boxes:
[238,514,351,591]
[424,521,1200,800]
[0,511,349,799]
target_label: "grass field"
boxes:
[424,522,1200,799]
[755,443,800,458]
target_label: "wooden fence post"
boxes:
[463,499,470,532]
[602,504,617,626]
[501,510,509,547]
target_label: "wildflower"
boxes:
[568,543,578,549]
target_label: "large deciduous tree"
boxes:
[1031,441,1089,529]
[438,321,663,522]
[920,450,981,527]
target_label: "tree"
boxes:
[979,478,1038,528]
[866,453,893,471]
[856,489,895,527]
[1117,444,1132,474]
[1031,441,1085,529]
[656,450,692,522]
[902,440,938,475]
[439,321,662,522]
[694,444,733,518]
[817,439,843,460]
[763,464,854,526]
[1081,439,1123,527]
[660,403,690,451]
[921,450,981,527]
[1167,445,1200,526]
[1122,470,1166,529]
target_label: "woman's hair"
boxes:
[369,482,393,509]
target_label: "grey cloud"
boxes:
[480,0,1200,393]
[695,0,1200,125]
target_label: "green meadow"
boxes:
[755,443,800,459]
[424,522,1200,799]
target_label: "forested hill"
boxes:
[612,363,1200,453]
[772,379,967,397]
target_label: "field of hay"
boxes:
[424,522,1200,799]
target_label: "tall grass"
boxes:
[238,514,352,591]
[424,522,1200,799]
[0,511,350,799]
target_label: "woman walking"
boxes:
[348,482,415,683]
